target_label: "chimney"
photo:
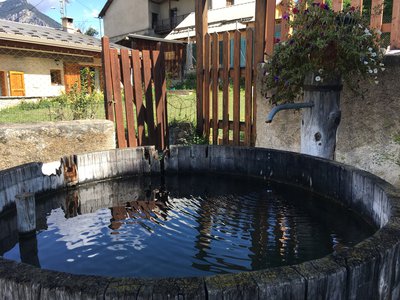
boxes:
[61,17,75,33]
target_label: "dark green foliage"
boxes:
[262,0,385,104]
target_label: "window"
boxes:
[226,0,234,6]
[50,69,62,85]
[170,8,177,19]
[152,13,158,29]
[170,8,178,27]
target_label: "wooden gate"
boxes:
[9,71,25,97]
[195,0,272,146]
[102,37,168,151]
[195,0,400,146]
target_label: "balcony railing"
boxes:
[154,14,190,35]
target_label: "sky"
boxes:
[27,0,107,36]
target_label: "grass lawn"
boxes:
[0,87,247,126]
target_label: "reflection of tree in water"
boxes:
[250,187,301,269]
[109,185,170,232]
[191,182,303,272]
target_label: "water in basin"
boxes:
[0,174,375,278]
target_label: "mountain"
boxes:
[0,0,60,28]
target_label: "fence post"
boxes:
[265,0,276,57]
[195,0,208,135]
[351,0,364,13]
[253,0,268,146]
[391,0,400,49]
[370,0,384,32]
[101,37,114,121]
[332,0,344,12]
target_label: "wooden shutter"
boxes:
[64,63,81,93]
[9,71,25,96]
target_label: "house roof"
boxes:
[114,33,186,44]
[0,19,121,53]
[166,1,255,40]
[99,0,114,18]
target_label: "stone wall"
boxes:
[256,53,400,188]
[0,120,116,171]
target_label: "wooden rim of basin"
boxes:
[0,146,399,299]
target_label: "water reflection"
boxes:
[0,174,376,278]
[109,186,170,231]
[19,233,40,268]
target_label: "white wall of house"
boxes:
[0,54,65,97]
[158,0,195,20]
[210,0,253,9]
[103,0,150,38]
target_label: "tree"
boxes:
[84,27,99,37]
[263,1,384,160]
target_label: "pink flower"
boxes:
[293,7,299,14]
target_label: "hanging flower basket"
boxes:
[262,0,385,104]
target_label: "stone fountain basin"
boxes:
[0,145,399,299]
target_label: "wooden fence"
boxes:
[270,0,400,58]
[195,0,267,146]
[198,30,255,146]
[102,37,168,151]
[195,0,400,147]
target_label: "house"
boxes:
[0,18,121,98]
[99,0,197,40]
[99,0,282,42]
[99,0,283,74]
[166,0,283,42]
[99,1,267,75]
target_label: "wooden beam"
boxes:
[391,0,400,49]
[233,31,241,146]
[370,0,384,31]
[265,0,276,57]
[101,37,114,121]
[120,49,137,147]
[110,49,127,148]
[131,49,146,146]
[204,33,211,142]
[222,32,230,145]
[332,0,343,12]
[195,0,208,135]
[253,0,266,146]
[254,0,266,63]
[212,33,219,145]
[381,23,391,33]
[280,0,291,42]
[351,0,363,13]
[244,28,253,147]
[142,50,156,146]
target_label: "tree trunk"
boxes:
[301,74,342,160]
